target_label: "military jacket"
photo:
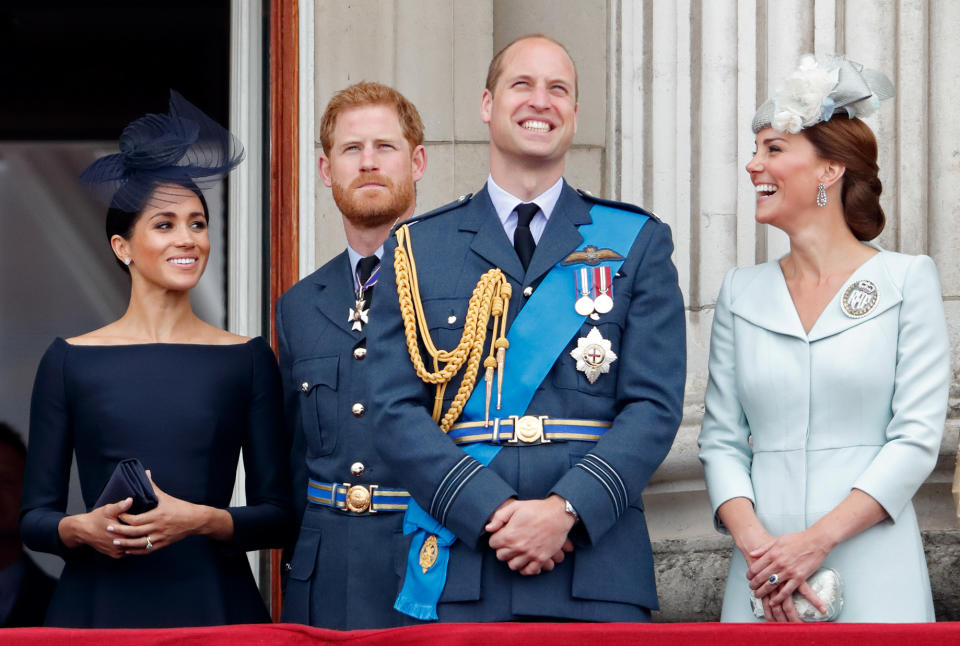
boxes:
[277,251,415,629]
[367,182,686,621]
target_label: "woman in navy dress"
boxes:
[20,92,292,627]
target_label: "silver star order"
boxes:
[570,326,617,384]
[349,300,369,331]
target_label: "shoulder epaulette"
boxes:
[392,193,475,234]
[576,189,661,222]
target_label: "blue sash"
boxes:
[394,204,648,620]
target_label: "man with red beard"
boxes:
[276,82,426,628]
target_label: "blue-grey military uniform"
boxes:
[277,251,418,628]
[367,181,686,621]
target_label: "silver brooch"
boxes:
[570,327,617,384]
[840,279,879,319]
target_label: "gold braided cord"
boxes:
[394,224,511,432]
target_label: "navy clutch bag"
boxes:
[94,458,158,514]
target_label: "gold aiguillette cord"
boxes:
[394,224,511,431]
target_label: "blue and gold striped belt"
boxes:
[307,479,410,514]
[448,415,611,445]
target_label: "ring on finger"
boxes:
[768,573,780,586]
[145,535,153,550]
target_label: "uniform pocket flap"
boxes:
[571,507,657,609]
[292,355,339,393]
[289,527,322,581]
[438,542,483,602]
[422,297,467,331]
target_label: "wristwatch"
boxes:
[563,498,579,522]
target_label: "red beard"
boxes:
[332,172,415,229]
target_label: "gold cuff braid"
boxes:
[394,224,512,431]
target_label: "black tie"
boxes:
[514,203,538,271]
[356,255,380,305]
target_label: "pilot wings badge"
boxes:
[561,245,624,266]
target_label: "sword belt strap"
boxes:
[447,416,610,445]
[307,479,410,514]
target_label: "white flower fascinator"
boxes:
[752,55,895,134]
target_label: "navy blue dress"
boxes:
[20,337,292,628]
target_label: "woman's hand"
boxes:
[762,593,803,623]
[748,540,806,622]
[108,471,234,555]
[57,497,134,558]
[715,497,813,622]
[746,529,830,618]
[739,528,803,621]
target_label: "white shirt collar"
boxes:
[485,175,563,243]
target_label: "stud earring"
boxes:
[123,258,131,266]
[816,183,827,208]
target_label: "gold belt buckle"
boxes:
[343,483,378,513]
[508,415,550,444]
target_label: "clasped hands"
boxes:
[61,471,221,559]
[485,494,575,576]
[745,529,830,622]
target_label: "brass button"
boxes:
[353,347,367,360]
[284,562,292,572]
[523,286,534,298]
[300,381,309,392]
[352,402,366,418]
[350,462,365,476]
[447,315,457,324]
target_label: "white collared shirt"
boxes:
[486,175,563,244]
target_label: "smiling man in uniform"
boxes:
[368,35,685,622]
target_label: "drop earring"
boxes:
[816,183,827,207]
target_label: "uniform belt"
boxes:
[448,416,611,445]
[307,479,410,514]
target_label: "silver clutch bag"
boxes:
[749,567,843,622]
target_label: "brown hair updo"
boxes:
[802,117,884,240]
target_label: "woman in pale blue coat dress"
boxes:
[698,56,949,623]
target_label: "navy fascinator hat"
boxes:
[79,90,244,212]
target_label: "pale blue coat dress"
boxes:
[699,248,949,622]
